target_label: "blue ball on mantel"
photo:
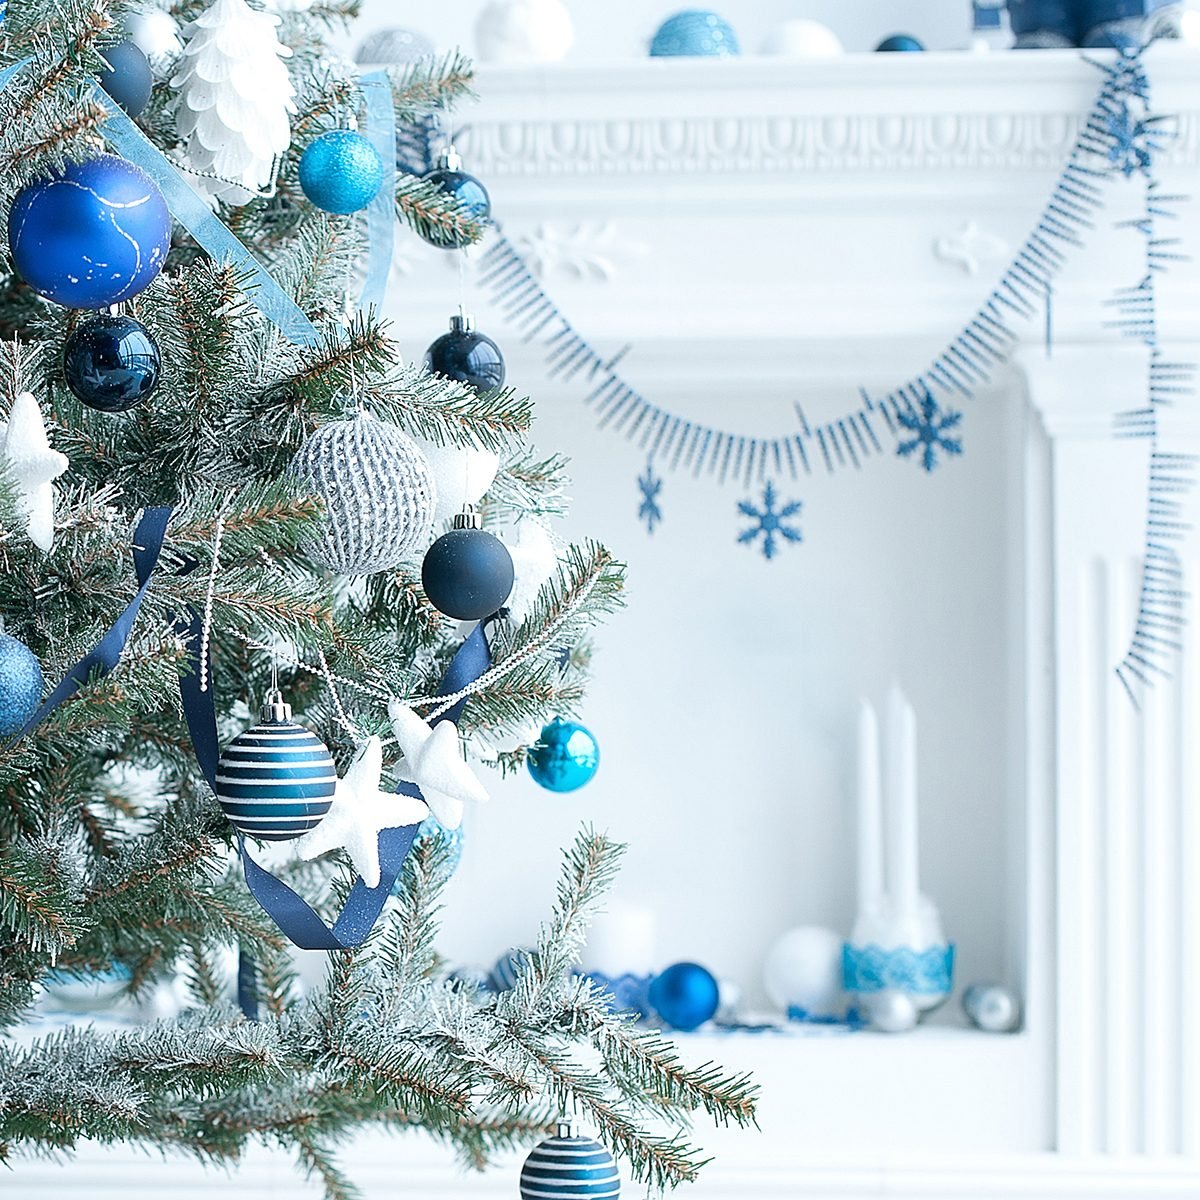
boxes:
[526,717,599,793]
[299,129,384,215]
[650,10,740,57]
[520,1122,621,1200]
[0,631,44,738]
[647,961,720,1032]
[876,33,926,51]
[63,314,161,413]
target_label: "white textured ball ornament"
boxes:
[962,982,1021,1033]
[289,412,436,575]
[475,0,574,63]
[126,9,182,71]
[415,436,499,526]
[763,925,844,1017]
[861,987,919,1033]
[761,19,844,57]
[502,519,558,624]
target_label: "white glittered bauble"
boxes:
[290,412,436,575]
[356,27,437,65]
[763,926,845,1017]
[126,8,182,70]
[416,436,499,526]
[761,19,844,57]
[502,518,558,624]
[475,0,574,63]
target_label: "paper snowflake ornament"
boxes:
[0,392,68,552]
[293,736,427,889]
[388,700,489,831]
[170,0,296,206]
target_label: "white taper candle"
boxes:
[857,699,884,915]
[886,683,920,921]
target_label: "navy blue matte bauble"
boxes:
[8,155,170,309]
[876,33,926,50]
[527,717,599,793]
[97,40,153,117]
[420,162,490,248]
[63,315,161,412]
[648,961,720,1032]
[520,1124,621,1200]
[421,526,514,620]
[424,315,506,393]
[0,632,43,738]
[298,130,384,214]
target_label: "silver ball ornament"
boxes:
[861,988,919,1033]
[962,983,1021,1033]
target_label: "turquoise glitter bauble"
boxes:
[7,155,170,309]
[648,961,720,1032]
[526,717,599,793]
[520,1124,620,1200]
[649,10,740,56]
[215,692,336,841]
[0,632,44,738]
[298,130,384,215]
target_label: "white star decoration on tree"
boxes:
[294,735,427,889]
[388,700,489,830]
[0,392,68,552]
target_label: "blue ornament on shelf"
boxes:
[586,971,653,1020]
[0,632,44,738]
[298,129,384,215]
[520,1121,620,1200]
[420,147,490,248]
[63,314,160,413]
[97,40,153,117]
[876,33,926,50]
[526,717,599,793]
[422,509,514,621]
[215,689,337,841]
[647,961,720,1032]
[424,312,506,393]
[650,10,740,56]
[490,947,532,991]
[414,814,465,875]
[8,155,170,310]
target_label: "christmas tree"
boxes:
[0,0,756,1195]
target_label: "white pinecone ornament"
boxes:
[170,0,296,206]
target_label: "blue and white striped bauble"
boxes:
[520,1124,620,1200]
[215,693,337,841]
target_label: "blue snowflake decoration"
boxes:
[637,459,663,534]
[1106,101,1163,178]
[896,391,963,472]
[737,481,802,560]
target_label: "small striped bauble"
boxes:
[215,690,337,841]
[520,1122,620,1200]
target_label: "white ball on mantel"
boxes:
[762,925,845,1017]
[474,0,575,64]
[416,437,500,526]
[761,19,844,58]
[502,518,559,624]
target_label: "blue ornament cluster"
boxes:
[650,10,740,56]
[520,1124,621,1200]
[526,717,599,793]
[647,961,720,1032]
[299,129,384,215]
[424,313,505,393]
[63,315,160,413]
[0,632,44,738]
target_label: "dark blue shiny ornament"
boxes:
[63,314,161,412]
[526,717,599,793]
[420,148,490,248]
[0,632,43,738]
[97,40,153,117]
[298,130,384,215]
[876,33,926,50]
[421,519,514,620]
[520,1123,621,1200]
[647,961,720,1032]
[650,10,740,56]
[424,313,505,393]
[8,155,170,310]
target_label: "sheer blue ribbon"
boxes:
[358,71,396,314]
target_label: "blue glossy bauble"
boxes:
[414,814,464,875]
[520,1128,620,1200]
[650,10,740,56]
[97,40,153,117]
[63,314,160,412]
[526,717,599,793]
[421,527,514,620]
[876,33,926,50]
[8,155,170,309]
[215,713,337,841]
[298,130,384,215]
[424,316,505,393]
[420,166,490,248]
[0,632,44,737]
[648,961,720,1032]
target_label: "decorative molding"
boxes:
[514,221,646,282]
[934,220,1009,275]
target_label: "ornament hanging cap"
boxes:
[555,1116,576,1138]
[260,686,292,723]
[437,144,463,171]
[453,505,482,531]
[450,309,475,334]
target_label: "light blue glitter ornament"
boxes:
[526,717,599,793]
[650,10,740,57]
[414,814,464,875]
[0,632,43,738]
[7,155,170,309]
[647,961,720,1032]
[298,130,384,215]
[520,1120,620,1200]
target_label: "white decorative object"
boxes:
[170,0,296,206]
[126,8,182,72]
[887,684,920,931]
[502,518,558,624]
[290,413,436,575]
[579,900,657,978]
[415,436,499,526]
[294,736,426,890]
[516,222,646,282]
[388,701,489,831]
[762,926,844,1017]
[716,977,742,1023]
[356,27,436,65]
[934,220,1008,276]
[0,392,68,553]
[861,988,919,1033]
[855,698,884,922]
[761,19,844,58]
[474,0,574,64]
